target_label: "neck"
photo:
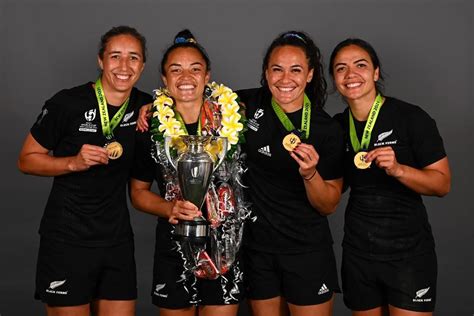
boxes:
[176,99,203,124]
[99,80,130,107]
[278,95,304,113]
[348,91,378,121]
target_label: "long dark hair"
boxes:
[160,29,211,75]
[261,31,327,108]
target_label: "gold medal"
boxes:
[354,151,371,169]
[282,133,301,151]
[105,141,123,160]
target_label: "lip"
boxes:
[114,73,132,81]
[344,81,363,89]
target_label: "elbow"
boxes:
[316,202,339,216]
[17,158,30,174]
[436,182,451,197]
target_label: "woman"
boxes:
[237,31,345,316]
[131,30,249,316]
[330,38,451,316]
[17,26,151,316]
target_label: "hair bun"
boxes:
[174,29,197,44]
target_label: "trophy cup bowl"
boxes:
[164,135,228,245]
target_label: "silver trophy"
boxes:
[164,135,228,245]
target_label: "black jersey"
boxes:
[238,88,344,254]
[31,82,152,247]
[333,97,446,260]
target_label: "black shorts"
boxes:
[35,238,137,306]
[244,247,340,306]
[151,243,244,309]
[342,249,437,312]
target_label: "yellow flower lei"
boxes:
[150,82,246,155]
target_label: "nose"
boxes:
[345,66,356,78]
[119,58,128,70]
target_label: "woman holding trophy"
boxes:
[237,31,345,316]
[131,30,249,316]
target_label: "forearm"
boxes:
[130,182,173,218]
[394,162,451,197]
[303,172,342,215]
[18,153,76,177]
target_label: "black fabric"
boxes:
[342,250,437,312]
[30,82,152,247]
[333,97,446,260]
[238,88,344,254]
[35,238,137,306]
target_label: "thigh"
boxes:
[35,238,100,307]
[249,296,288,316]
[92,299,135,316]
[341,250,385,311]
[244,248,281,300]
[96,241,137,301]
[45,304,90,316]
[288,295,334,316]
[199,304,239,316]
[280,247,340,306]
[198,259,245,306]
[383,251,437,313]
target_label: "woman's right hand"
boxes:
[136,103,152,132]
[168,200,201,224]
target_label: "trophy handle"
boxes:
[164,136,177,170]
[212,137,228,173]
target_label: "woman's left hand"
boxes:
[290,143,319,179]
[365,146,402,177]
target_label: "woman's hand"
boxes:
[168,200,202,224]
[290,143,319,179]
[136,103,152,132]
[68,144,109,172]
[365,146,402,177]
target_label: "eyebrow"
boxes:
[269,64,303,68]
[108,50,142,57]
[168,61,204,68]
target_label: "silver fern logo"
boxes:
[415,287,430,298]
[377,129,393,142]
[123,111,134,123]
[49,280,66,290]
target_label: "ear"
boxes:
[161,74,168,87]
[265,68,270,82]
[204,71,211,84]
[97,56,104,70]
[374,67,380,81]
[307,68,314,83]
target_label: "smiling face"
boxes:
[332,44,379,103]
[161,47,210,107]
[98,34,145,96]
[265,45,314,111]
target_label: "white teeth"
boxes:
[178,85,194,90]
[346,83,362,88]
[278,87,294,92]
[116,74,130,80]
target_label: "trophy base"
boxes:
[173,220,209,246]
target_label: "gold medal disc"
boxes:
[282,133,301,151]
[354,151,371,169]
[105,141,123,160]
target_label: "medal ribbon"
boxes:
[348,94,383,152]
[271,94,311,139]
[95,78,130,140]
[174,109,202,135]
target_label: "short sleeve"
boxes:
[30,97,68,150]
[408,106,446,168]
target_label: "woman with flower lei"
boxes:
[130,30,250,316]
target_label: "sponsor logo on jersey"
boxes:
[318,283,329,295]
[254,108,264,119]
[248,108,264,131]
[84,109,96,122]
[257,145,271,157]
[153,283,168,298]
[46,279,68,295]
[412,287,432,303]
[374,129,397,147]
